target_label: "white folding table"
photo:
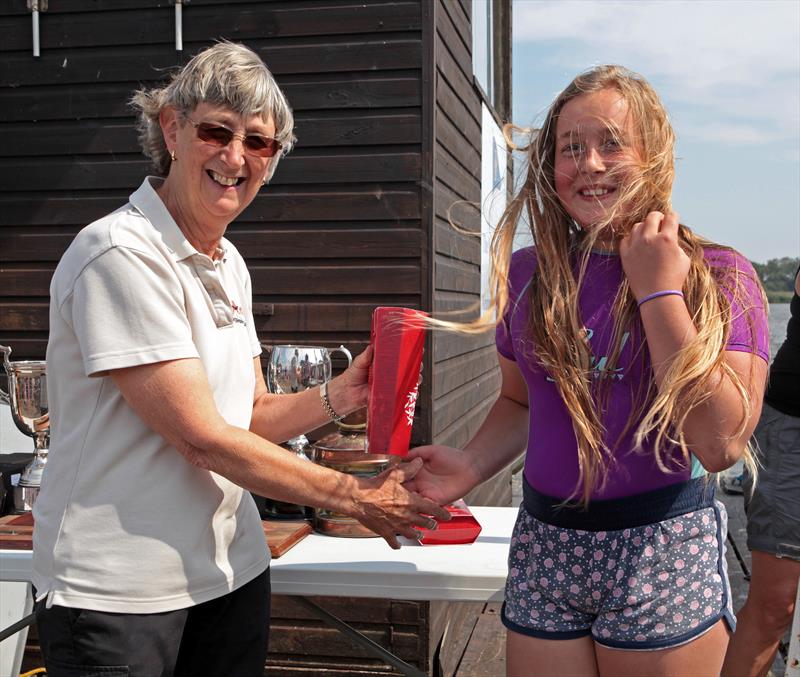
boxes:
[0,506,517,677]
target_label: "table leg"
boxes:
[0,581,33,677]
[292,597,427,677]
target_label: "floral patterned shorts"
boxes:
[502,481,735,650]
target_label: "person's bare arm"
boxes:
[405,354,529,504]
[621,211,768,472]
[110,355,449,548]
[639,298,767,470]
[247,346,372,443]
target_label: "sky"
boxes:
[510,0,800,264]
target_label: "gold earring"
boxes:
[170,149,177,162]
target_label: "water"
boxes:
[768,303,791,361]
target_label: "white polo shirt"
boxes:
[33,177,269,613]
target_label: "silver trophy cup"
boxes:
[258,344,352,519]
[0,344,49,513]
[266,345,352,396]
[266,344,353,449]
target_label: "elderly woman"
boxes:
[32,42,448,676]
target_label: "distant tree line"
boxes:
[751,257,799,303]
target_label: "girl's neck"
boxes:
[590,246,620,256]
[579,232,620,255]
[590,235,619,253]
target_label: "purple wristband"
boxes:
[637,289,684,308]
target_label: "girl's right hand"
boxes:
[619,210,690,301]
[403,445,482,505]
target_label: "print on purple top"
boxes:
[496,247,769,501]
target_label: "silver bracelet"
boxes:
[319,382,344,422]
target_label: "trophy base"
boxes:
[254,438,312,520]
[254,496,311,520]
[312,511,379,538]
[13,483,39,514]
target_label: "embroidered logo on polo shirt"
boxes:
[231,301,247,326]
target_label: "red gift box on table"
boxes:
[366,307,427,457]
[417,499,482,545]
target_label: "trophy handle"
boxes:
[330,345,352,368]
[0,344,10,404]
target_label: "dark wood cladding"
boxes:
[0,226,423,262]
[1,39,423,86]
[0,0,426,365]
[0,188,421,227]
[1,75,423,122]
[1,1,423,50]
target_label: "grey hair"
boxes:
[130,41,295,177]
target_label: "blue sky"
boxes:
[511,0,800,264]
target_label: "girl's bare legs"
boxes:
[721,550,800,677]
[595,618,730,677]
[506,630,598,677]
[508,621,729,677]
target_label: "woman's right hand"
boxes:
[403,445,481,505]
[348,457,452,549]
[327,344,373,415]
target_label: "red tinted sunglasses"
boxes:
[188,119,282,158]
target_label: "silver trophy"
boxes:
[258,344,352,518]
[266,345,352,394]
[0,344,49,513]
[265,343,353,453]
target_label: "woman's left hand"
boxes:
[619,211,691,301]
[327,344,373,415]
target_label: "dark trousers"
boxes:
[35,569,270,677]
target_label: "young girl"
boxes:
[406,65,769,676]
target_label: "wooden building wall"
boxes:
[429,0,499,458]
[2,1,512,674]
[426,3,515,674]
[0,0,429,433]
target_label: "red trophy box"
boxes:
[366,307,427,457]
[417,499,482,545]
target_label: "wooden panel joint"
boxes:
[252,303,275,317]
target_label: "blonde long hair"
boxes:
[442,65,764,503]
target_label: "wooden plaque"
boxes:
[0,513,311,558]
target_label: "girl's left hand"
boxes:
[619,211,691,301]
